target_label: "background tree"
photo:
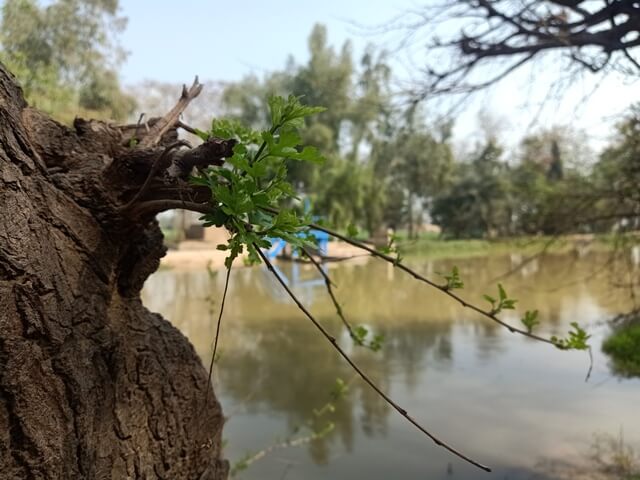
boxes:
[383,1,638,237]
[290,24,354,151]
[510,128,581,235]
[0,0,134,122]
[432,137,511,238]
[591,105,640,231]
[392,125,454,238]
[208,24,399,235]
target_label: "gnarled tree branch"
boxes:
[389,0,640,96]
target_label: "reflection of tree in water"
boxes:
[217,316,456,465]
[602,315,640,379]
[143,251,630,352]
[140,251,637,468]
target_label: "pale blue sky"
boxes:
[119,0,413,84]
[118,1,640,152]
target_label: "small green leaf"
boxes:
[370,333,385,352]
[501,299,517,310]
[440,266,464,290]
[347,223,359,238]
[354,325,368,344]
[520,310,540,333]
[498,284,507,301]
[332,377,349,398]
[483,294,496,305]
[484,284,517,313]
[551,323,591,350]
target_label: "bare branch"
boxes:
[258,206,556,345]
[144,197,563,347]
[398,0,640,96]
[205,263,232,408]
[300,246,361,344]
[255,245,492,472]
[118,138,235,216]
[139,76,203,148]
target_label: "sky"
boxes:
[118,0,640,153]
[118,0,410,84]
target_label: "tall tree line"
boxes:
[207,24,638,240]
[3,2,637,241]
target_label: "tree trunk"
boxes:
[407,191,414,240]
[0,64,229,479]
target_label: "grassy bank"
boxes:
[602,318,640,378]
[394,233,620,260]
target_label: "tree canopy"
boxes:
[0,0,133,122]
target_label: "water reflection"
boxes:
[142,253,640,479]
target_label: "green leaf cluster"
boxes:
[483,283,517,314]
[378,233,403,264]
[191,95,326,266]
[520,310,540,333]
[351,325,385,352]
[330,377,349,399]
[551,322,591,350]
[441,266,464,290]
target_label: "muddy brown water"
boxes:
[142,252,640,479]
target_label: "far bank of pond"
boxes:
[161,232,630,270]
[396,232,627,260]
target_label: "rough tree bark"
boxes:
[0,63,232,479]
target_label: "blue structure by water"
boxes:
[263,228,329,260]
[261,227,330,304]
[260,257,327,304]
[261,198,330,301]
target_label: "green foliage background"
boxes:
[0,0,134,123]
[1,3,638,242]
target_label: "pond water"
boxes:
[142,252,640,479]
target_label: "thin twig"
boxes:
[295,215,594,376]
[300,246,360,343]
[147,197,588,352]
[585,347,594,383]
[260,206,554,346]
[177,120,199,136]
[235,427,330,474]
[255,244,491,472]
[205,263,232,407]
[487,236,557,283]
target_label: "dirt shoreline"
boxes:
[160,240,370,270]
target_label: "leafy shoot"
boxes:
[551,322,592,350]
[440,266,464,290]
[520,310,540,333]
[483,283,517,314]
[191,95,326,267]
